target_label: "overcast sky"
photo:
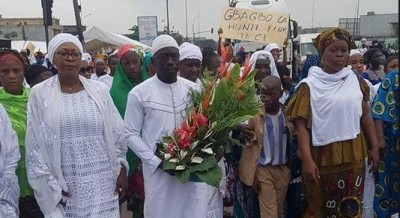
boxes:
[0,0,398,39]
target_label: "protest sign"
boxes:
[220,7,289,46]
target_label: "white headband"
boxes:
[179,42,202,62]
[152,35,179,55]
[48,33,83,64]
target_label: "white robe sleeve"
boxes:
[105,88,129,175]
[0,105,20,217]
[124,91,161,173]
[25,91,64,216]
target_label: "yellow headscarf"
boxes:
[313,28,357,55]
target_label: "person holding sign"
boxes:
[285,28,379,217]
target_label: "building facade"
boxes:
[359,13,398,39]
[338,18,359,37]
[338,13,398,39]
[0,17,63,41]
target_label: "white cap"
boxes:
[152,35,179,55]
[179,42,202,62]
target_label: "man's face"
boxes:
[95,60,106,73]
[179,59,201,83]
[154,47,180,81]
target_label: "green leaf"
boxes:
[175,169,191,183]
[211,79,228,112]
[194,165,223,188]
[188,155,217,173]
[162,160,177,170]
[228,115,256,127]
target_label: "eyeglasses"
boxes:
[57,51,82,60]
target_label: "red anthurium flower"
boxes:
[179,137,191,150]
[197,114,208,127]
[167,143,175,157]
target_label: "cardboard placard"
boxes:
[220,7,289,46]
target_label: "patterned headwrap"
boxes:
[117,44,144,60]
[313,28,356,55]
[0,48,29,73]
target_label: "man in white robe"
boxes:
[0,104,20,218]
[124,35,221,218]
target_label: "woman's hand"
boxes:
[368,147,379,173]
[302,158,320,185]
[115,166,128,198]
[59,190,71,207]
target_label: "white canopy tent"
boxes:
[83,26,151,53]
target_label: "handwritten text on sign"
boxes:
[220,7,289,46]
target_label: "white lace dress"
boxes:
[60,90,119,218]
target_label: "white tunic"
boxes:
[124,76,222,218]
[60,90,118,218]
[25,76,129,217]
[99,74,114,88]
[0,104,20,218]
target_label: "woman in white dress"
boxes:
[0,104,20,218]
[25,33,129,218]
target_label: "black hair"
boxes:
[384,55,399,72]
[201,47,219,72]
[26,65,50,85]
[364,48,382,66]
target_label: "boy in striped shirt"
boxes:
[239,75,291,218]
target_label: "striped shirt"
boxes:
[259,109,288,166]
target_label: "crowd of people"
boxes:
[0,27,398,218]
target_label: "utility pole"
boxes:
[41,0,52,48]
[356,0,360,37]
[185,0,188,40]
[311,0,316,33]
[73,0,85,49]
[166,0,170,34]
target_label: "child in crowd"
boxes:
[239,75,291,217]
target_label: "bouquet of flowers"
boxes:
[156,47,262,187]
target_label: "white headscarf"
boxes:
[152,35,179,55]
[264,43,280,52]
[48,33,83,65]
[349,49,361,57]
[249,50,279,78]
[179,42,202,62]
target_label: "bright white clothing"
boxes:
[60,90,119,217]
[124,76,222,218]
[90,73,102,81]
[25,76,128,217]
[99,74,114,88]
[0,104,20,218]
[298,66,363,146]
[362,158,375,218]
[259,109,287,166]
